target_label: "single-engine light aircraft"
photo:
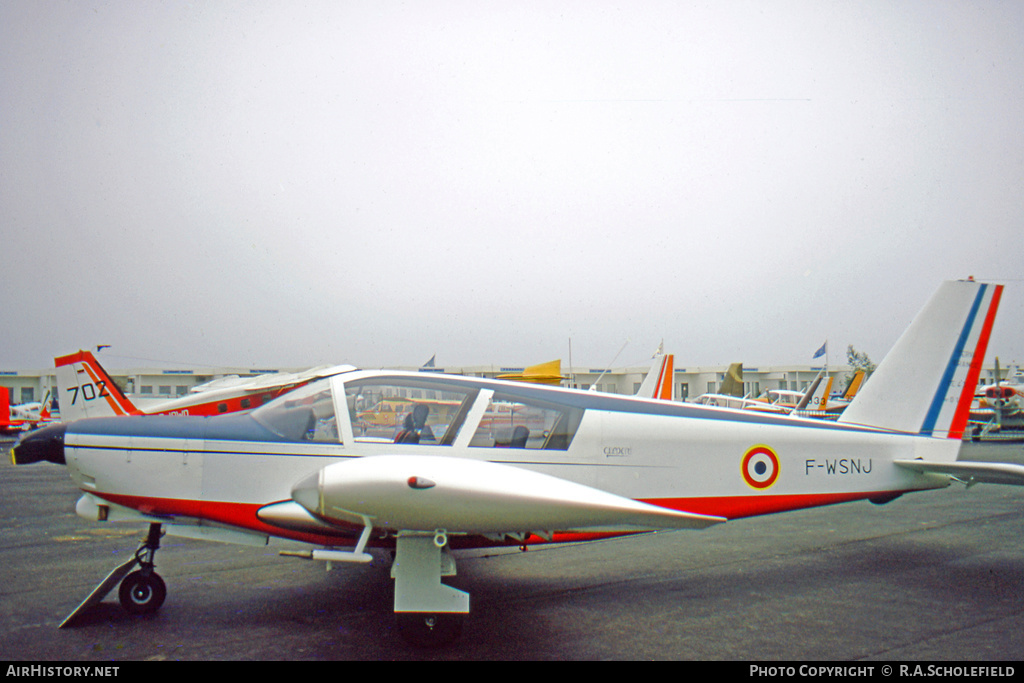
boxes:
[12,279,1024,646]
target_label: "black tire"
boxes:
[118,570,167,615]
[396,612,463,647]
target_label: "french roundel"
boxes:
[741,445,780,490]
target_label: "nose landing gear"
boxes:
[117,523,166,614]
[60,523,167,627]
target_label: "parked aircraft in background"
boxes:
[1,390,55,434]
[495,359,566,385]
[691,365,832,417]
[634,345,674,400]
[689,363,747,408]
[13,280,1021,646]
[54,350,353,421]
[718,362,745,398]
[748,369,834,417]
[970,358,1024,439]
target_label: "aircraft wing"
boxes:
[288,455,725,534]
[894,459,1024,487]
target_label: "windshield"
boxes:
[251,378,339,442]
[345,377,478,445]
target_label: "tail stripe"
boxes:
[948,284,1003,438]
[79,359,132,416]
[920,284,988,436]
[657,356,674,400]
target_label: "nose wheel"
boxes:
[117,523,166,614]
[59,523,167,627]
[119,569,167,614]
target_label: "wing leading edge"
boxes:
[290,455,725,535]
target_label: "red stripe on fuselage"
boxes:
[643,490,905,519]
[89,490,641,550]
[93,492,360,546]
[90,486,907,555]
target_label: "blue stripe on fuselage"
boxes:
[69,413,283,442]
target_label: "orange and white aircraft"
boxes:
[54,350,353,420]
[13,280,1022,646]
[635,344,675,400]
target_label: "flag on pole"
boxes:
[812,342,827,359]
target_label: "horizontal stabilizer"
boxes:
[292,455,725,534]
[894,459,1024,487]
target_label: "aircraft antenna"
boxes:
[590,339,630,392]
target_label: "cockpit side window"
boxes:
[469,392,583,450]
[345,379,478,445]
[251,379,340,442]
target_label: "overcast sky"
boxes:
[2,1,1022,373]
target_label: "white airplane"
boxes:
[12,279,1023,646]
[689,362,748,407]
[54,350,353,420]
[691,364,832,416]
[969,358,1024,438]
[1,390,56,433]
[746,369,834,417]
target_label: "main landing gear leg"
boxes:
[391,530,469,647]
[59,523,167,628]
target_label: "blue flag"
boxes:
[812,342,827,359]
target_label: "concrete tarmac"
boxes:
[1,439,1023,661]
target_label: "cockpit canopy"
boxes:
[248,373,585,450]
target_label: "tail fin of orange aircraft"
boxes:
[54,351,141,421]
[838,280,1003,439]
[636,350,675,400]
[841,370,866,401]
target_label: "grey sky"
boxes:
[2,1,1022,372]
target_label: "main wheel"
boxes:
[396,612,463,647]
[118,570,167,615]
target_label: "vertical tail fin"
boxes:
[718,362,744,398]
[842,370,866,401]
[795,370,832,412]
[38,390,52,420]
[54,351,140,420]
[0,387,10,428]
[838,280,1003,437]
[637,352,675,400]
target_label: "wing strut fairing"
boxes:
[291,455,725,534]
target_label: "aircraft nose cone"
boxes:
[11,422,67,465]
[291,471,322,516]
